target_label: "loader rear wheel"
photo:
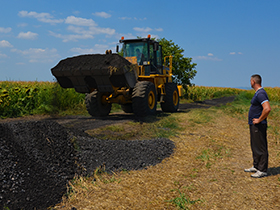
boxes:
[132,81,157,117]
[85,91,111,117]
[161,83,179,112]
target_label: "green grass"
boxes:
[86,113,182,140]
[167,189,202,210]
[196,145,229,169]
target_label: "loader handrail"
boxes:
[164,55,173,76]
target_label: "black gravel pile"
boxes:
[0,120,175,209]
[76,135,175,176]
[0,121,76,209]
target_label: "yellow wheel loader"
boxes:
[51,35,182,117]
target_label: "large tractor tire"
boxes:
[161,83,180,112]
[121,103,133,113]
[132,81,157,117]
[85,91,112,117]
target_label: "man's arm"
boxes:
[252,101,271,124]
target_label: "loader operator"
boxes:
[136,48,144,65]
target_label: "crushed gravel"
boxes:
[0,120,174,209]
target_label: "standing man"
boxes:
[245,74,271,178]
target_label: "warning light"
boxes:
[147,34,151,38]
[121,36,124,40]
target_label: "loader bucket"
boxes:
[51,54,138,93]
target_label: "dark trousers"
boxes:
[249,124,268,172]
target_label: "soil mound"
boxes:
[51,54,131,74]
[0,120,174,209]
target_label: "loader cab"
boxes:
[118,36,163,76]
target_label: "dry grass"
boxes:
[54,105,280,209]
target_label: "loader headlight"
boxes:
[143,61,150,65]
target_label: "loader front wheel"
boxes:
[132,81,157,117]
[85,91,111,117]
[160,83,179,112]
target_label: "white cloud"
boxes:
[155,28,163,32]
[0,27,12,33]
[0,40,13,48]
[70,44,109,54]
[17,31,38,40]
[115,33,136,40]
[17,23,28,27]
[119,17,132,20]
[11,48,60,63]
[18,11,64,24]
[49,31,94,42]
[119,17,147,21]
[65,16,97,27]
[93,12,111,18]
[208,53,214,56]
[133,27,152,32]
[50,15,115,42]
[230,52,243,55]
[0,53,8,58]
[193,55,222,61]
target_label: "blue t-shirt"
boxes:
[248,88,269,125]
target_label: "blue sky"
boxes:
[0,0,279,88]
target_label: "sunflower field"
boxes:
[1,81,279,119]
[0,81,85,118]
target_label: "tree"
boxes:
[158,38,197,87]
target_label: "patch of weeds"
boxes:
[196,149,210,162]
[205,162,212,168]
[269,125,280,145]
[86,113,181,140]
[213,146,223,159]
[186,184,196,191]
[70,136,80,151]
[105,124,125,132]
[196,146,228,168]
[102,175,121,184]
[167,189,202,210]
[111,103,122,112]
[189,109,213,125]
[189,168,198,178]
[225,148,231,157]
[221,92,252,119]
[154,114,181,138]
[158,115,180,129]
[93,166,121,184]
[121,168,130,174]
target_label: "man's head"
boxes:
[251,74,262,89]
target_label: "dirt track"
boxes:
[0,96,235,209]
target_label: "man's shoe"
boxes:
[251,170,267,178]
[244,166,257,172]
